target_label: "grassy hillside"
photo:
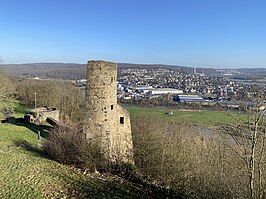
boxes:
[0,101,159,198]
[0,100,30,120]
[0,101,247,198]
[0,122,159,199]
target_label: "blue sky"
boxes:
[0,0,265,68]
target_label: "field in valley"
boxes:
[126,106,246,127]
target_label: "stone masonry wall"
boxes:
[30,107,59,123]
[84,60,133,163]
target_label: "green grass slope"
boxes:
[0,100,30,120]
[0,123,155,199]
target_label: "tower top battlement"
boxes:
[87,60,117,70]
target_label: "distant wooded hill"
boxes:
[0,63,87,80]
[119,63,216,74]
[1,62,265,80]
[0,62,218,80]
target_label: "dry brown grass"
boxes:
[131,116,251,198]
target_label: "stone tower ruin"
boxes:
[84,60,133,162]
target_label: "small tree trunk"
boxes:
[258,164,263,199]
[250,119,259,199]
[250,156,255,199]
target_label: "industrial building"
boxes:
[173,95,204,102]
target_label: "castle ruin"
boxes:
[84,60,133,163]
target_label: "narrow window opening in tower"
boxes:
[111,77,114,83]
[111,105,113,110]
[120,117,124,124]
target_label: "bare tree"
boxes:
[222,107,266,199]
[0,57,16,118]
[16,79,84,122]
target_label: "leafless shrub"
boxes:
[220,109,266,199]
[43,122,104,171]
[43,123,85,164]
[0,70,16,118]
[131,116,249,198]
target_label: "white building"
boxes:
[147,88,183,95]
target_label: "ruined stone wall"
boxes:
[84,60,133,162]
[40,110,59,121]
[114,104,133,161]
[30,107,59,123]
